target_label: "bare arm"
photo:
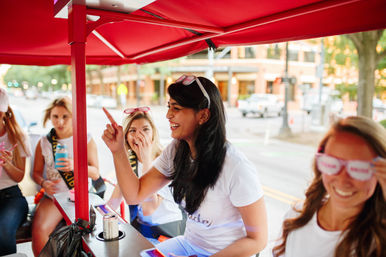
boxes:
[0,148,26,182]
[32,140,45,186]
[102,107,169,204]
[212,197,268,257]
[86,138,100,180]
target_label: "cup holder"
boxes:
[96,230,125,241]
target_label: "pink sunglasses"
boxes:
[175,75,211,109]
[315,153,377,181]
[123,106,150,115]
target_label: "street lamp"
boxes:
[279,42,292,137]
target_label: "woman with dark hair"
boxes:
[103,75,267,257]
[0,87,31,255]
[272,116,386,257]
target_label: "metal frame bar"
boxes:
[86,8,224,34]
[68,3,89,222]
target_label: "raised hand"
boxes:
[132,130,153,167]
[102,107,125,153]
[56,157,74,172]
[42,179,61,196]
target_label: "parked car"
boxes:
[13,107,38,133]
[373,98,386,113]
[86,94,117,109]
[25,87,39,100]
[302,89,343,115]
[237,94,283,118]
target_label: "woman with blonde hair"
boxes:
[0,88,31,255]
[31,97,100,256]
[273,116,386,257]
[107,107,184,240]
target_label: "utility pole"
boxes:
[279,42,292,137]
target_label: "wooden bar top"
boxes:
[54,192,153,257]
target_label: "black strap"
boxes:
[128,151,139,222]
[46,129,74,190]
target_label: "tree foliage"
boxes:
[3,65,71,91]
[324,30,386,117]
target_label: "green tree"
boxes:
[347,30,386,117]
[3,65,71,91]
[325,30,386,118]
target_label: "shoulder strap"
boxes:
[128,151,139,177]
[47,128,74,189]
[46,128,58,161]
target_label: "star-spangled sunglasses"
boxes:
[315,153,378,181]
[175,75,211,109]
[123,106,150,115]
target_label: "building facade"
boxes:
[87,40,330,109]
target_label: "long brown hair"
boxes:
[273,116,386,257]
[3,106,30,165]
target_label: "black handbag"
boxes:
[38,207,96,257]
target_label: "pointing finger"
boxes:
[103,107,118,127]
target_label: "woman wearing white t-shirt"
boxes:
[31,97,100,256]
[0,88,31,255]
[103,75,268,257]
[107,107,184,239]
[272,116,386,257]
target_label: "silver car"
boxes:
[237,94,283,118]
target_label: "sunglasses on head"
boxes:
[175,75,211,109]
[123,106,150,115]
[315,153,376,181]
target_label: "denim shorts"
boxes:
[0,185,24,200]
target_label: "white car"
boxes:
[237,94,283,118]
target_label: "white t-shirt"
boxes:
[273,204,342,257]
[0,132,31,190]
[40,133,92,194]
[136,162,183,225]
[154,140,263,254]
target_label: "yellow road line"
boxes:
[262,185,300,204]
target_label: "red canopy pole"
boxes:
[68,3,89,222]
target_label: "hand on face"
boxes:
[130,130,153,164]
[372,157,386,199]
[102,107,125,154]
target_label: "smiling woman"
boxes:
[273,116,386,257]
[103,75,268,257]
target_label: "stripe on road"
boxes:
[262,185,300,204]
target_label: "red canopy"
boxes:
[1,0,385,222]
[1,0,385,66]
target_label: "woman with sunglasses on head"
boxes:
[272,116,386,257]
[31,97,100,256]
[103,75,267,257]
[107,107,184,240]
[0,88,31,255]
